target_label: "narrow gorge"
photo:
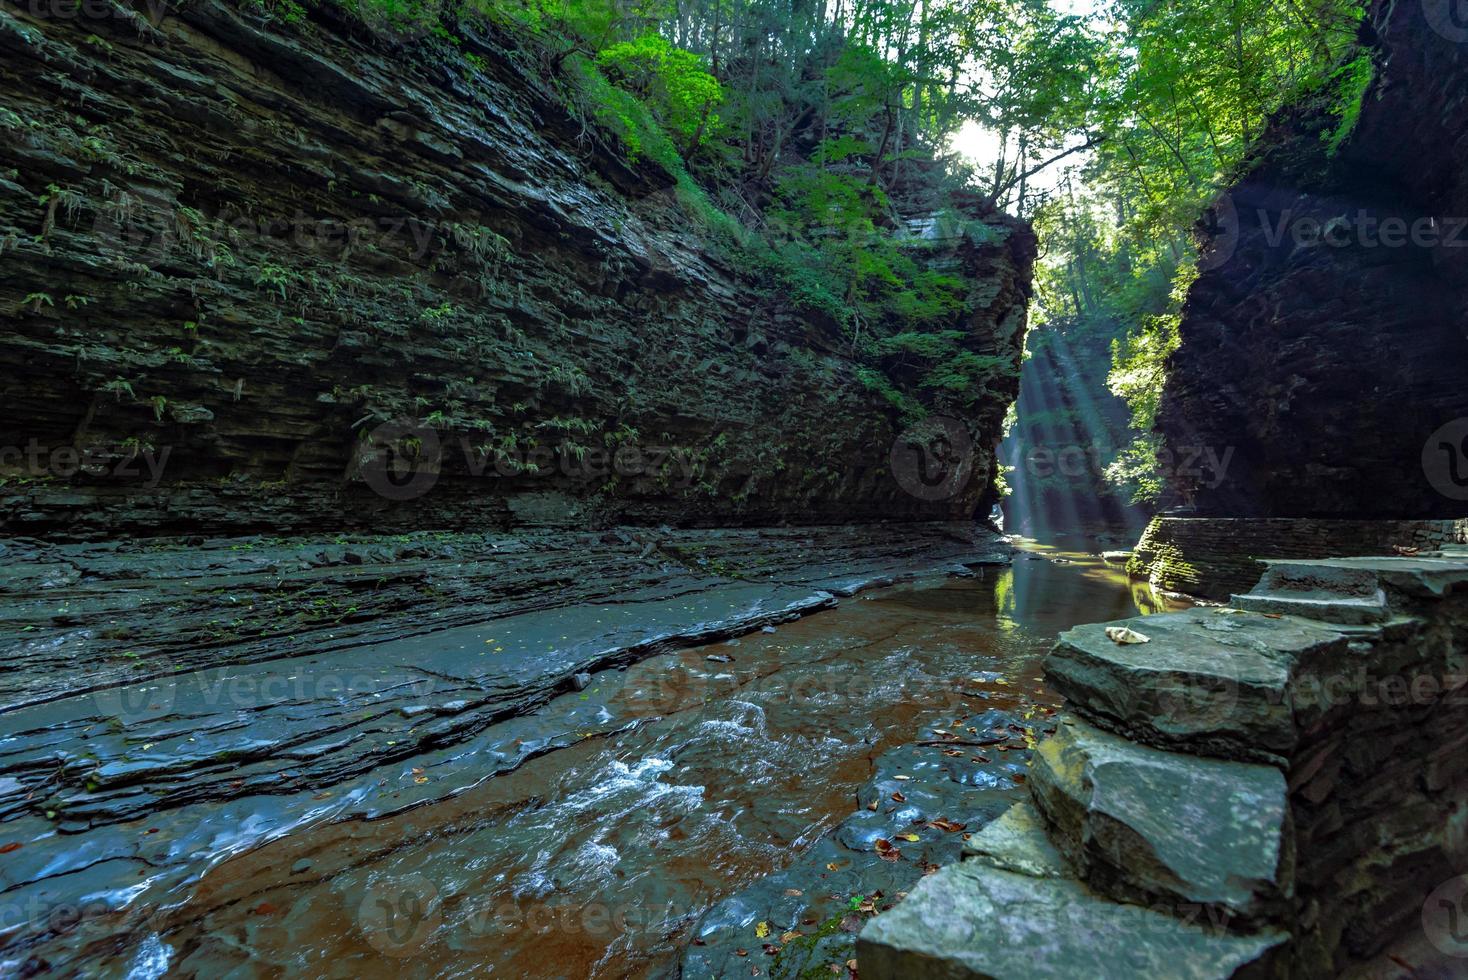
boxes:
[1,0,1466,977]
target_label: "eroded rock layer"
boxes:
[861,549,1468,978]
[1158,0,1468,518]
[0,2,1034,538]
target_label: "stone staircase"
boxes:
[860,554,1468,979]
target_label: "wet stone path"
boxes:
[1,533,1180,977]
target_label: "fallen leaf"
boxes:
[874,838,901,862]
[928,818,966,833]
[734,948,748,957]
[941,749,963,757]
[890,790,906,802]
[414,776,429,784]
[866,801,878,811]
[897,832,920,842]
[1105,626,1150,645]
[893,775,910,781]
[780,931,801,943]
[783,888,803,897]
[755,921,770,939]
[0,843,21,854]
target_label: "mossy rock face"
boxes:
[0,3,1033,539]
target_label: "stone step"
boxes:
[1046,608,1351,763]
[1251,561,1384,599]
[1230,590,1388,624]
[1028,717,1292,924]
[961,799,1070,878]
[1231,561,1388,624]
[859,853,1287,979]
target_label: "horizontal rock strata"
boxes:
[0,522,1009,972]
[0,1,1033,537]
[1128,516,1468,599]
[860,550,1468,978]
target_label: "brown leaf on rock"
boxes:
[927,818,966,833]
[0,842,21,854]
[874,838,901,862]
[890,790,905,802]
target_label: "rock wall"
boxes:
[1130,515,1468,599]
[1157,0,1468,519]
[861,550,1468,977]
[0,2,1034,539]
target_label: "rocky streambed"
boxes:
[0,526,1181,975]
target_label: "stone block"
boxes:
[1028,717,1291,922]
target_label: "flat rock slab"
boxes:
[858,859,1286,980]
[0,524,1011,969]
[1029,717,1290,922]
[0,580,832,830]
[1260,556,1468,600]
[1046,608,1352,762]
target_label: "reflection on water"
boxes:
[140,540,1183,979]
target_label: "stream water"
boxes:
[128,539,1183,978]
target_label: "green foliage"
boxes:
[1015,0,1371,500]
[596,33,722,149]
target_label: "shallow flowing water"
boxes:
[129,540,1182,978]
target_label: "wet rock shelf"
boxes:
[860,552,1468,978]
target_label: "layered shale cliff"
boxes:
[1158,0,1468,519]
[0,1,1034,538]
